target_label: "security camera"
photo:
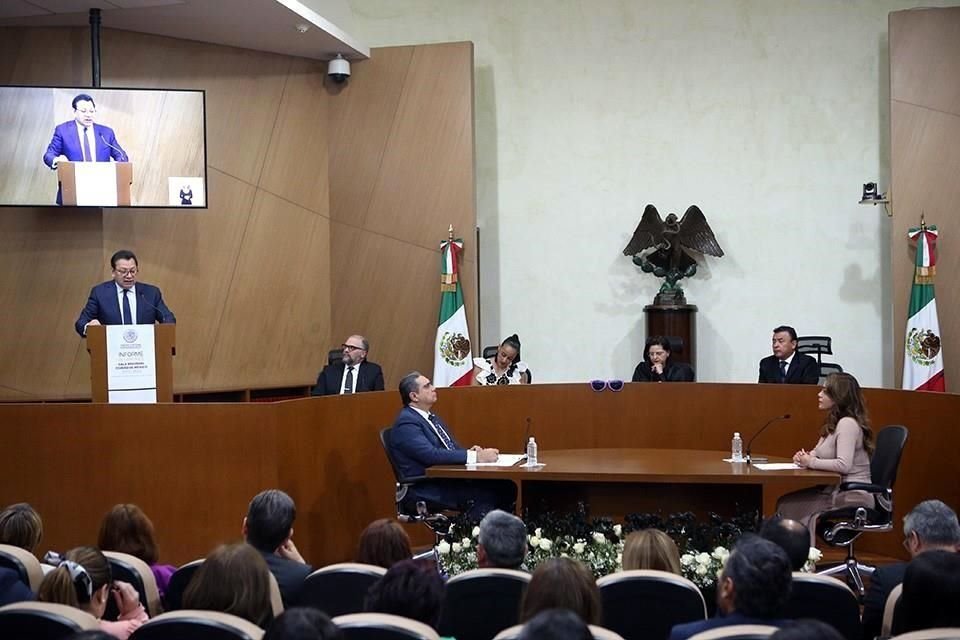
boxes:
[328,54,350,84]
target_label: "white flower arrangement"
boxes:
[680,545,729,588]
[802,546,822,573]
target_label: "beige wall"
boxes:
[0,28,476,400]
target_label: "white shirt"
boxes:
[75,121,95,161]
[116,283,137,325]
[409,406,476,463]
[338,361,362,394]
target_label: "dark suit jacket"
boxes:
[43,122,126,205]
[668,612,788,640]
[311,361,384,396]
[258,549,313,608]
[862,561,907,640]
[74,281,176,337]
[758,353,820,384]
[632,360,696,382]
[0,566,34,607]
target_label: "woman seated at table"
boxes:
[632,336,695,383]
[776,372,874,545]
[472,334,529,385]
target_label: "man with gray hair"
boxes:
[311,334,384,395]
[862,499,960,640]
[477,510,527,570]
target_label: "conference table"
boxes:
[428,448,839,518]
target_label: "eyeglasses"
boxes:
[114,268,137,276]
[342,344,365,352]
[590,379,624,392]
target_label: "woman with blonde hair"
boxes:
[38,546,148,639]
[776,372,875,544]
[97,504,176,599]
[622,529,681,573]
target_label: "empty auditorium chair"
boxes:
[296,563,385,617]
[438,568,530,640]
[598,569,707,640]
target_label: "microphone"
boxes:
[138,292,172,323]
[100,135,128,162]
[744,414,791,465]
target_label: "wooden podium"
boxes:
[58,161,133,206]
[86,324,175,403]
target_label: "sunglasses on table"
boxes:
[590,379,624,392]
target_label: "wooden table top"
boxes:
[427,448,840,484]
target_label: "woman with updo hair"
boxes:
[38,546,148,639]
[473,334,529,385]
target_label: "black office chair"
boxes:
[328,348,342,366]
[296,563,386,617]
[796,336,833,364]
[597,570,706,640]
[816,425,909,596]
[378,427,453,544]
[818,362,843,382]
[163,558,204,611]
[783,573,861,640]
[438,569,530,640]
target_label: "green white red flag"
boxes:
[902,220,945,392]
[433,226,473,387]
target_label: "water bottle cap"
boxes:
[733,432,740,437]
[529,437,535,442]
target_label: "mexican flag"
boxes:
[902,221,945,392]
[433,227,473,387]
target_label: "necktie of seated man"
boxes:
[429,414,453,449]
[779,360,787,383]
[122,289,132,325]
[83,126,92,162]
[344,366,354,394]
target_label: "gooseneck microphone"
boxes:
[138,292,170,323]
[100,135,128,162]
[745,414,791,465]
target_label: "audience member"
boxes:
[520,558,601,625]
[668,536,792,640]
[758,325,819,384]
[759,516,811,572]
[182,542,274,629]
[477,510,527,570]
[242,489,313,607]
[622,528,681,573]
[519,608,593,640]
[894,550,960,634]
[0,565,34,606]
[364,559,445,630]
[771,619,844,640]
[473,334,530,385]
[776,372,875,545]
[356,519,412,569]
[862,499,960,640]
[264,607,343,640]
[0,502,43,553]
[96,504,177,599]
[632,336,695,383]
[38,546,148,639]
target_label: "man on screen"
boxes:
[42,93,128,205]
[75,249,175,337]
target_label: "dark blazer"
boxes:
[632,360,695,382]
[310,361,384,396]
[758,352,820,384]
[861,561,907,640]
[43,121,126,205]
[668,612,788,640]
[74,281,175,337]
[258,549,313,608]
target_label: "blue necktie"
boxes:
[83,127,92,162]
[122,289,132,325]
[429,414,453,449]
[779,360,787,383]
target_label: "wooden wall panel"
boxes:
[890,8,960,390]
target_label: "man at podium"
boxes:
[75,250,175,337]
[42,93,128,205]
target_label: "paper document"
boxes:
[470,454,527,467]
[753,463,802,471]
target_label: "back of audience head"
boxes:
[770,619,844,640]
[364,559,445,629]
[182,542,274,628]
[97,503,160,565]
[478,510,527,570]
[622,528,681,573]
[356,519,412,569]
[38,546,112,616]
[264,607,343,640]
[903,499,960,556]
[758,516,810,571]
[717,535,792,619]
[521,557,601,625]
[519,608,593,640]
[0,502,43,553]
[897,549,960,633]
[244,489,297,553]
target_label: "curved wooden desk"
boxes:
[429,448,837,516]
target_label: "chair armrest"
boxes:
[838,481,885,493]
[399,475,427,485]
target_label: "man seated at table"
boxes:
[669,536,792,640]
[758,325,819,384]
[387,371,515,518]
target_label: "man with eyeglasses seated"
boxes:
[74,249,175,337]
[311,335,385,396]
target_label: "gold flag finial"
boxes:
[920,212,926,230]
[448,224,454,241]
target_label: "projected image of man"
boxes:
[42,93,128,204]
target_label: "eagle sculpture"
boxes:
[623,204,724,305]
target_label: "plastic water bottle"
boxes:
[731,432,744,462]
[526,437,538,466]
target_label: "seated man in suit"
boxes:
[861,499,960,640]
[74,249,175,337]
[669,536,792,640]
[311,335,385,396]
[242,489,313,607]
[758,325,819,384]
[387,371,515,518]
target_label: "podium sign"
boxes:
[105,325,157,403]
[58,161,133,206]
